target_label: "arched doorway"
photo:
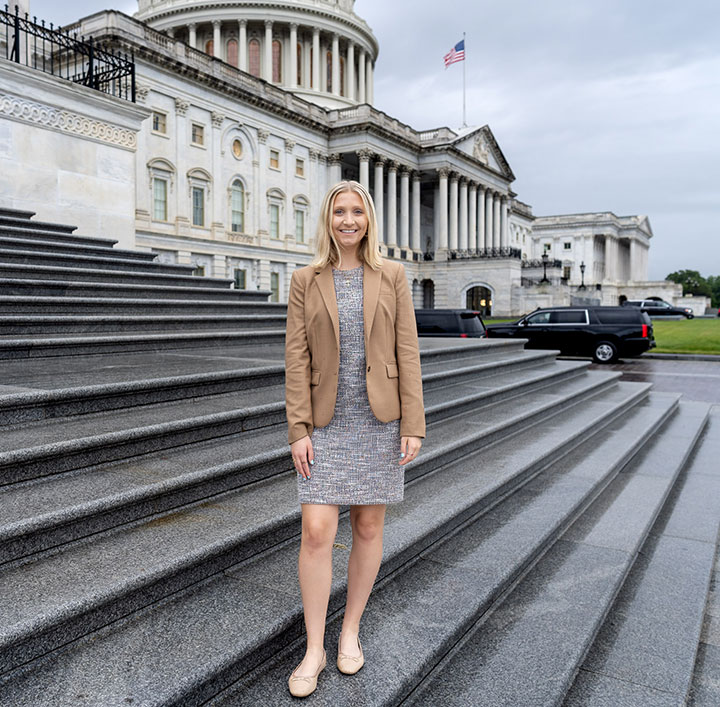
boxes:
[421,279,435,309]
[466,285,493,316]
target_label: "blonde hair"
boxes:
[311,180,382,270]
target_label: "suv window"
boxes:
[526,311,551,325]
[595,308,639,324]
[549,310,587,324]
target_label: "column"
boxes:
[303,36,311,88]
[485,188,493,250]
[174,98,190,228]
[357,149,371,190]
[238,20,247,72]
[386,162,398,247]
[411,172,421,251]
[212,21,221,59]
[331,34,340,96]
[264,21,273,82]
[501,195,509,249]
[289,23,298,89]
[449,174,459,250]
[477,186,486,250]
[468,183,477,251]
[604,236,613,281]
[374,157,385,244]
[366,56,373,104]
[329,153,342,184]
[437,168,449,250]
[312,29,320,90]
[188,23,197,49]
[399,169,410,249]
[347,42,355,101]
[358,48,366,102]
[458,178,468,250]
[493,192,501,249]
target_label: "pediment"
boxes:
[452,126,514,180]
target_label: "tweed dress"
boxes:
[297,265,403,505]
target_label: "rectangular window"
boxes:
[152,178,167,221]
[270,271,280,303]
[543,243,551,253]
[193,265,205,277]
[191,123,204,146]
[269,203,280,238]
[152,111,167,134]
[231,190,244,233]
[192,186,204,226]
[564,242,572,250]
[269,149,280,169]
[563,265,572,280]
[234,268,247,289]
[295,158,305,177]
[295,209,304,243]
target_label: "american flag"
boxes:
[444,39,465,68]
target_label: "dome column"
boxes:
[238,20,247,72]
[312,28,320,90]
[366,55,374,103]
[347,41,355,100]
[289,23,298,89]
[358,48,366,102]
[212,20,221,59]
[264,20,273,82]
[188,23,197,49]
[331,34,340,96]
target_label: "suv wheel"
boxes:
[686,313,694,319]
[593,341,618,364]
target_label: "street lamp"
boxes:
[579,261,586,290]
[540,252,549,283]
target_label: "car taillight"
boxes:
[642,324,648,338]
[460,333,468,338]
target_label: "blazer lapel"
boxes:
[363,262,381,350]
[314,265,340,351]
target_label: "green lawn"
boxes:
[652,318,720,355]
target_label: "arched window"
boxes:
[297,42,303,86]
[205,39,214,56]
[272,39,282,83]
[339,56,345,97]
[248,38,261,77]
[227,39,238,67]
[326,50,332,93]
[231,180,245,233]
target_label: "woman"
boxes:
[284,180,425,697]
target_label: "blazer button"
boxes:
[367,366,371,372]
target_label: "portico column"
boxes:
[312,29,320,90]
[329,153,342,184]
[485,188,493,250]
[437,168,449,250]
[212,21,221,59]
[386,162,398,247]
[366,56,374,104]
[604,236,613,281]
[357,149,371,190]
[459,178,468,250]
[468,183,477,251]
[331,34,340,96]
[477,185,486,250]
[358,48,366,102]
[264,21,273,82]
[400,168,410,249]
[374,157,385,244]
[347,42,355,101]
[449,174,459,251]
[289,23,298,88]
[238,20,247,72]
[411,172,421,251]
[188,23,197,49]
[493,192,501,249]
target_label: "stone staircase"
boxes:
[0,208,717,706]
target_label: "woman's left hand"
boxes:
[399,436,422,466]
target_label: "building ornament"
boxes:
[473,135,489,164]
[374,155,386,166]
[174,97,189,116]
[284,138,296,152]
[135,84,150,103]
[308,148,319,161]
[387,161,398,173]
[0,91,136,149]
[328,152,342,165]
[257,128,269,143]
[400,168,411,179]
[356,148,372,162]
[211,112,224,128]
[437,167,450,178]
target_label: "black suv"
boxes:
[623,299,694,319]
[485,306,655,363]
[415,309,487,338]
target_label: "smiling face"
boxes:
[331,189,368,258]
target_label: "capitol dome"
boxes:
[135,0,379,109]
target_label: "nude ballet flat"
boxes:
[337,634,364,675]
[288,649,326,698]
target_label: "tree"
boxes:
[665,270,712,298]
[706,275,720,307]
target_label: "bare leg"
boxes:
[294,503,339,676]
[339,504,386,656]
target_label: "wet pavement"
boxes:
[587,357,720,404]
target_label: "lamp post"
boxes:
[540,252,549,283]
[579,261,586,290]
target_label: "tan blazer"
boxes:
[285,259,425,445]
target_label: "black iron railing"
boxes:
[522,258,562,268]
[1,4,135,101]
[449,247,522,260]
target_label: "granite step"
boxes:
[565,407,720,707]
[0,224,118,248]
[401,399,710,707]
[0,356,592,493]
[0,277,268,301]
[0,234,157,261]
[0,208,35,220]
[0,313,288,335]
[0,380,650,685]
[0,215,78,234]
[0,296,287,316]
[0,328,287,360]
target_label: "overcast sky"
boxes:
[30,0,720,281]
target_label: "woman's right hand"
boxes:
[291,435,315,480]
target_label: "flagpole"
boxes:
[462,32,467,127]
